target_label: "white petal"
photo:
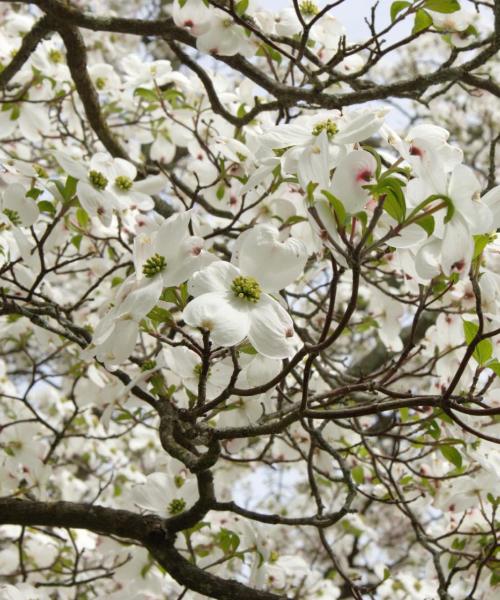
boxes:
[95,319,139,365]
[248,295,295,359]
[188,261,238,297]
[297,130,331,189]
[163,346,199,378]
[330,150,376,214]
[448,165,480,208]
[2,184,39,227]
[238,224,307,292]
[441,215,473,276]
[415,238,442,280]
[482,185,500,229]
[154,210,191,259]
[163,243,218,288]
[134,174,168,195]
[243,354,282,387]
[117,277,163,320]
[387,223,427,248]
[335,110,384,145]
[54,151,88,180]
[183,291,251,347]
[260,124,313,149]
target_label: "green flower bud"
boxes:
[3,208,21,226]
[142,253,166,278]
[95,77,107,90]
[115,175,133,191]
[48,49,63,64]
[168,498,186,515]
[312,119,339,139]
[231,275,261,303]
[300,0,319,16]
[88,170,108,190]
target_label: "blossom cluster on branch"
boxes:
[0,0,499,599]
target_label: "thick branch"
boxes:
[0,16,51,88]
[0,497,288,600]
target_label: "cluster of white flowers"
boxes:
[1,0,499,598]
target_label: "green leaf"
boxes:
[160,287,179,304]
[217,528,240,554]
[256,44,282,64]
[463,319,492,365]
[440,445,462,469]
[412,9,433,33]
[282,215,308,227]
[239,343,257,355]
[426,419,441,440]
[490,570,500,587]
[71,234,82,250]
[355,315,379,333]
[390,1,410,22]
[111,276,123,288]
[235,0,249,16]
[374,177,406,223]
[414,214,435,236]
[406,193,454,224]
[487,359,500,377]
[352,465,365,484]
[424,0,460,13]
[64,175,77,200]
[180,282,189,307]
[473,233,494,260]
[37,200,56,215]
[134,87,158,102]
[10,105,20,121]
[322,190,346,226]
[475,339,493,365]
[26,187,42,200]
[463,319,478,345]
[216,184,225,200]
[147,306,173,325]
[76,207,90,229]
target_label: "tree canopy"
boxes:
[0,1,499,599]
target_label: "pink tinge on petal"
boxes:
[355,168,373,183]
[409,145,424,157]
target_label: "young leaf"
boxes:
[424,0,460,13]
[413,9,433,33]
[440,445,462,469]
[390,1,410,22]
[352,465,365,484]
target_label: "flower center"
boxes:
[142,253,166,278]
[312,119,339,139]
[168,498,186,515]
[48,49,63,64]
[3,208,21,226]
[231,276,261,303]
[193,363,211,378]
[34,164,48,178]
[300,0,319,16]
[88,170,108,190]
[95,77,107,90]
[141,359,156,371]
[115,175,133,191]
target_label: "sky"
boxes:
[269,0,409,42]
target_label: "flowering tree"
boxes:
[0,0,499,598]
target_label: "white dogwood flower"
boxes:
[133,209,216,288]
[131,472,198,518]
[259,109,386,189]
[183,226,307,358]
